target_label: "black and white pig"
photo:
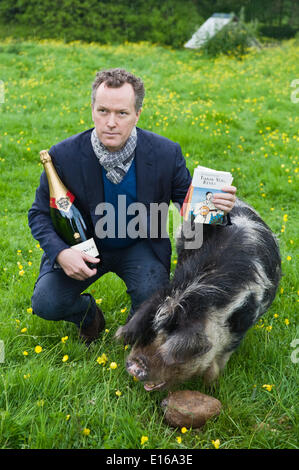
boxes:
[116,199,281,391]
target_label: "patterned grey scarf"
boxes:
[91,127,137,184]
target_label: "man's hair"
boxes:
[91,68,145,112]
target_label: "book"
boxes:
[181,165,233,224]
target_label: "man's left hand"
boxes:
[212,186,237,214]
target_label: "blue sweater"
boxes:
[100,158,139,250]
[28,127,192,277]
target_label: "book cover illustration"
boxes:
[181,166,233,225]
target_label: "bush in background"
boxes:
[200,19,259,58]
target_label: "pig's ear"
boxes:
[115,325,127,342]
[115,313,156,346]
[115,324,137,345]
[159,328,212,365]
[115,295,163,345]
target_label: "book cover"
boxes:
[181,166,233,224]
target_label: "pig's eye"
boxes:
[159,329,212,365]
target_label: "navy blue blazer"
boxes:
[28,127,192,277]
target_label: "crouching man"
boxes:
[28,68,237,345]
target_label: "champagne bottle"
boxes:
[39,150,99,267]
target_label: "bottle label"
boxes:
[71,237,99,258]
[50,191,75,211]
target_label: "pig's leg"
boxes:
[202,350,233,383]
[202,360,220,384]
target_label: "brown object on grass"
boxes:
[161,390,221,429]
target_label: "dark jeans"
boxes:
[31,240,169,329]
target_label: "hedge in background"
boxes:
[259,24,298,39]
[0,0,203,48]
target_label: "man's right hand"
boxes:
[56,248,100,281]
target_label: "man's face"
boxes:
[91,82,141,152]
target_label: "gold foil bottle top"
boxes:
[40,150,52,164]
[73,232,80,240]
[39,148,71,204]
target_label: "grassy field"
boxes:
[0,37,298,450]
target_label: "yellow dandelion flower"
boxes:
[34,345,42,354]
[82,428,90,436]
[110,362,117,369]
[285,318,290,325]
[19,270,25,276]
[283,214,288,222]
[274,314,279,319]
[141,436,148,446]
[212,439,220,449]
[62,355,69,362]
[96,353,108,365]
[23,373,30,379]
[120,307,127,313]
[61,336,68,343]
[286,256,292,261]
[115,390,122,397]
[27,307,33,314]
[181,427,188,434]
[23,351,28,356]
[66,414,71,421]
[28,261,32,266]
[262,384,274,392]
[266,325,272,332]
[96,298,102,304]
[21,327,27,333]
[176,436,182,444]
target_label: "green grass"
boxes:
[0,37,298,449]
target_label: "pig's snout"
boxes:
[126,357,148,380]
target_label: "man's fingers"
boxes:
[78,264,97,279]
[57,248,98,280]
[221,185,237,194]
[81,252,100,263]
[213,194,235,206]
[213,202,233,212]
[213,186,237,211]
